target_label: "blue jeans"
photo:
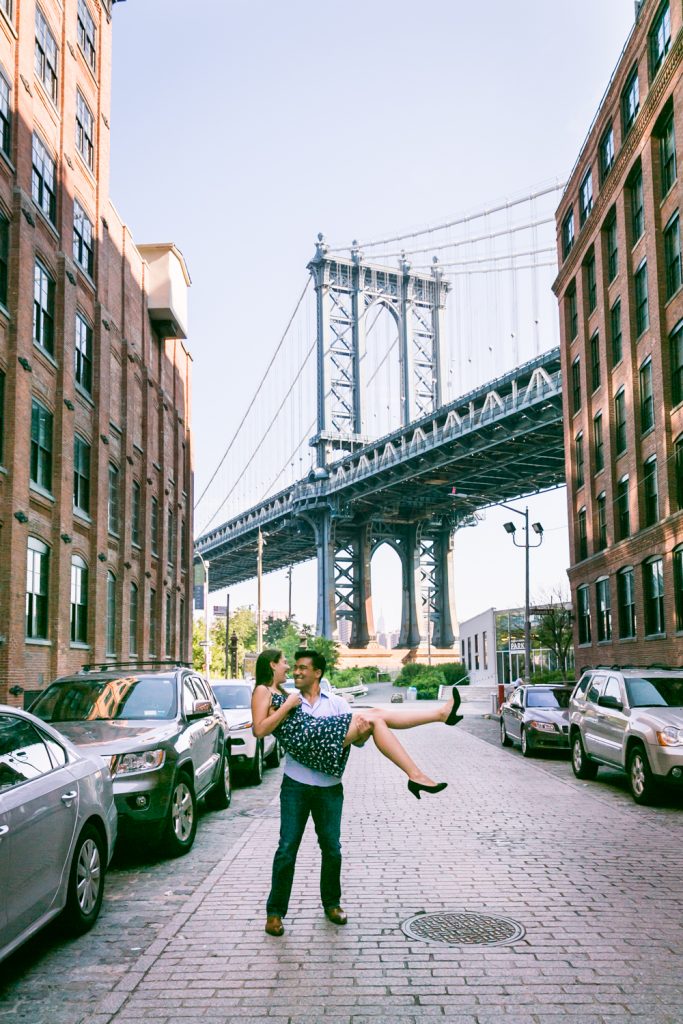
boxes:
[266,774,344,917]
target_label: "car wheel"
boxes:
[163,774,197,856]
[500,720,512,747]
[571,733,598,780]
[206,748,232,810]
[61,824,105,936]
[628,745,659,805]
[265,739,281,769]
[248,741,264,785]
[520,727,534,758]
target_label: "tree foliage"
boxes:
[534,588,574,675]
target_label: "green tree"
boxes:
[264,616,295,646]
[192,617,207,673]
[534,589,574,675]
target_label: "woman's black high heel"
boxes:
[407,780,448,800]
[446,687,463,726]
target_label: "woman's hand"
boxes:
[283,690,302,711]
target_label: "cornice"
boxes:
[553,27,683,296]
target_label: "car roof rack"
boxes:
[79,659,192,673]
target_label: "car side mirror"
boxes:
[188,699,213,719]
[598,694,623,711]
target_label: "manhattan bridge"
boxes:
[195,183,566,650]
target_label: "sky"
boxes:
[109,1,635,632]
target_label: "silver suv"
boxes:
[568,667,683,804]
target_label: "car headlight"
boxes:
[528,720,557,733]
[109,749,166,776]
[656,727,683,747]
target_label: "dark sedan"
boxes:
[499,684,573,757]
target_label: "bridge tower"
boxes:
[304,237,457,650]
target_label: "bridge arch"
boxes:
[361,300,403,438]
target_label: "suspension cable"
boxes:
[364,216,555,261]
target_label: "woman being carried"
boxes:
[251,647,462,798]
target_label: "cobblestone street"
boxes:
[2,706,683,1024]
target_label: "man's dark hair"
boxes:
[295,648,326,676]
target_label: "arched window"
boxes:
[70,555,88,645]
[129,582,138,656]
[26,537,49,639]
[106,571,116,656]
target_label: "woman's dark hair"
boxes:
[255,648,283,686]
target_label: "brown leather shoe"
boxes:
[264,914,284,936]
[324,906,348,926]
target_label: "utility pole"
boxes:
[426,585,432,667]
[287,564,293,621]
[257,528,264,652]
[195,551,210,681]
[224,593,230,677]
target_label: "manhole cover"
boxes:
[401,911,525,947]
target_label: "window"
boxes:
[660,108,677,195]
[596,577,612,642]
[75,312,93,394]
[151,496,159,556]
[610,299,622,365]
[167,508,174,565]
[593,412,604,472]
[70,555,88,644]
[482,630,488,670]
[34,261,55,355]
[149,588,157,656]
[0,212,8,308]
[617,475,630,539]
[614,388,627,455]
[579,169,593,226]
[605,210,618,281]
[129,582,138,656]
[77,0,96,71]
[571,357,581,413]
[131,480,141,547]
[35,6,58,104]
[31,135,56,224]
[577,585,591,644]
[650,2,671,78]
[577,507,588,560]
[26,537,49,639]
[599,125,615,184]
[73,200,94,276]
[622,65,640,135]
[630,165,644,241]
[30,399,52,491]
[644,454,659,526]
[179,597,186,661]
[644,556,665,635]
[674,546,683,631]
[0,70,11,157]
[596,491,607,550]
[665,212,682,299]
[165,591,172,655]
[676,434,683,508]
[639,358,654,433]
[566,281,578,341]
[562,209,574,259]
[108,463,119,535]
[585,249,597,313]
[617,567,637,638]
[576,432,584,488]
[634,260,649,335]
[73,434,90,514]
[106,571,116,656]
[590,333,601,391]
[76,91,94,170]
[0,368,5,464]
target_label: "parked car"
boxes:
[569,667,683,804]
[0,705,117,962]
[30,664,231,857]
[499,684,573,756]
[211,680,280,784]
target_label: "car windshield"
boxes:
[213,684,252,710]
[526,688,571,709]
[30,676,177,722]
[624,677,683,708]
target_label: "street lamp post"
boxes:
[195,550,210,680]
[257,528,264,652]
[501,506,544,695]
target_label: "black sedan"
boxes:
[499,684,573,757]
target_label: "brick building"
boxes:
[554,0,683,672]
[0,0,193,703]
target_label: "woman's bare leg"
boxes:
[360,719,439,785]
[342,692,458,746]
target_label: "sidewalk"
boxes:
[92,720,683,1024]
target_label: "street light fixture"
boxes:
[501,504,543,690]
